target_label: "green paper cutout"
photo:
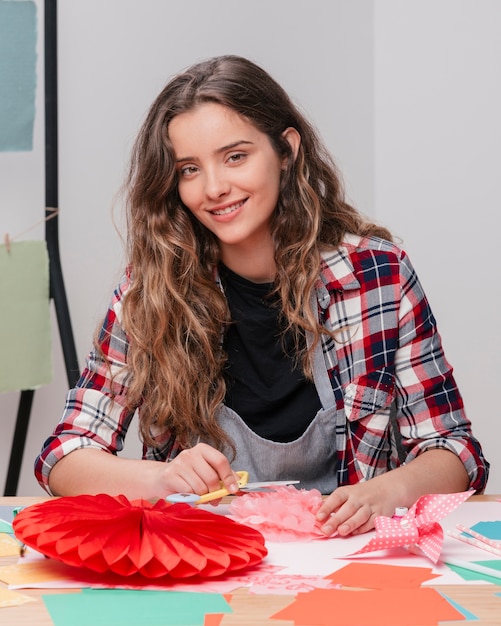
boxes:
[447,559,501,584]
[0,521,13,533]
[42,588,232,626]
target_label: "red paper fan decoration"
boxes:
[13,494,267,578]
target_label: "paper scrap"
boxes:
[203,615,224,626]
[0,533,21,557]
[0,586,36,608]
[0,559,83,587]
[249,573,335,595]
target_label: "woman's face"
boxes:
[169,102,285,274]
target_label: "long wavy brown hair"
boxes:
[117,55,392,451]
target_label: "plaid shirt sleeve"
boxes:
[320,235,489,492]
[35,270,140,493]
[393,249,488,487]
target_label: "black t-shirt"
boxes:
[220,264,322,442]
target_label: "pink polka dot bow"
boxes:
[350,490,474,563]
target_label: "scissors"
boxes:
[166,471,300,505]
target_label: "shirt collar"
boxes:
[314,242,360,314]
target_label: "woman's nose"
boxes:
[204,168,230,199]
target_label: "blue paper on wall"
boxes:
[0,240,52,392]
[0,0,38,151]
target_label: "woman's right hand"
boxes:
[159,442,240,498]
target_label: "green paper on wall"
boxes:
[0,240,52,392]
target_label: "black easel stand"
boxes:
[4,0,79,496]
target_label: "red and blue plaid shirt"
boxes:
[35,234,489,493]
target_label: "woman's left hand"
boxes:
[315,449,470,536]
[315,480,393,537]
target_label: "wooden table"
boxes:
[1,495,501,625]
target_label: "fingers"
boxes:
[316,487,378,537]
[196,443,240,494]
[165,443,239,497]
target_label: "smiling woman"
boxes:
[34,55,489,538]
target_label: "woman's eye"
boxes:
[179,165,198,177]
[228,153,246,164]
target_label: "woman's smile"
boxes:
[209,198,247,218]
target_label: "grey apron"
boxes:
[217,331,339,495]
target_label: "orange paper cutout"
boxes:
[325,562,440,589]
[270,587,465,625]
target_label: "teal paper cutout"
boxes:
[438,592,478,621]
[471,520,501,541]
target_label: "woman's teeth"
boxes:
[212,200,244,215]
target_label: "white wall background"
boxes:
[0,0,498,495]
[374,1,500,491]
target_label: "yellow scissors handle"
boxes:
[195,471,249,504]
